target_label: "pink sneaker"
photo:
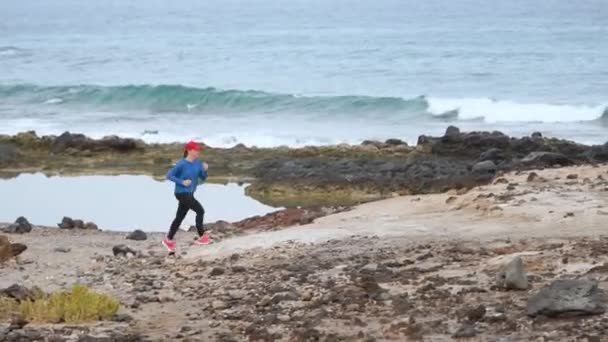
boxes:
[194,233,211,245]
[162,238,176,252]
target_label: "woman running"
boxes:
[162,141,210,252]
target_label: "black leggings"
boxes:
[168,192,205,240]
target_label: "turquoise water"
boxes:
[0,0,607,146]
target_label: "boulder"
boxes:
[112,245,137,258]
[531,132,543,139]
[1,284,34,301]
[126,230,147,241]
[2,217,32,234]
[73,219,84,229]
[51,132,89,154]
[521,151,573,167]
[58,216,75,229]
[527,280,605,317]
[472,160,497,175]
[478,148,506,164]
[84,222,99,230]
[496,256,528,290]
[99,135,139,152]
[385,138,407,146]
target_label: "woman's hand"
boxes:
[203,162,209,171]
[183,179,192,186]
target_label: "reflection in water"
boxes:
[0,173,277,231]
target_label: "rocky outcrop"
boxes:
[51,132,142,154]
[126,230,147,241]
[1,217,32,234]
[58,217,98,230]
[0,235,27,262]
[527,279,605,317]
[2,128,608,207]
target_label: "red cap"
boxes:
[184,141,201,151]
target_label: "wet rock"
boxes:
[51,132,141,154]
[0,144,19,167]
[496,256,528,290]
[112,245,137,258]
[126,230,147,241]
[452,323,477,338]
[527,280,605,317]
[1,284,34,301]
[2,217,32,234]
[58,217,75,229]
[521,151,573,167]
[0,235,27,262]
[472,160,496,175]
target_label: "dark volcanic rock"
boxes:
[51,131,141,154]
[521,151,573,167]
[73,219,85,229]
[2,217,32,234]
[84,222,99,230]
[58,216,75,229]
[527,279,605,317]
[1,284,34,301]
[126,230,147,241]
[472,160,497,175]
[112,245,137,258]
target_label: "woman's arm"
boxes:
[166,161,184,184]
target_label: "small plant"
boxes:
[0,284,119,323]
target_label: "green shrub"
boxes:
[0,284,119,323]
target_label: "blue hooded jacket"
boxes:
[166,158,208,193]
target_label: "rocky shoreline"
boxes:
[3,128,608,207]
[1,163,608,340]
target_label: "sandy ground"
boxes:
[2,164,608,341]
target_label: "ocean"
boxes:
[1,0,607,147]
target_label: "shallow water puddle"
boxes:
[0,173,277,231]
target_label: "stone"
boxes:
[465,305,486,322]
[210,267,225,276]
[527,172,539,182]
[53,247,71,253]
[126,230,147,241]
[112,245,137,258]
[452,323,477,338]
[212,300,228,309]
[521,151,573,167]
[231,265,246,273]
[566,174,579,180]
[478,148,505,163]
[472,160,497,174]
[527,280,605,317]
[531,132,543,139]
[385,138,407,146]
[271,291,298,304]
[496,256,528,290]
[73,219,85,229]
[58,217,75,229]
[84,222,99,230]
[1,284,34,301]
[2,217,32,234]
